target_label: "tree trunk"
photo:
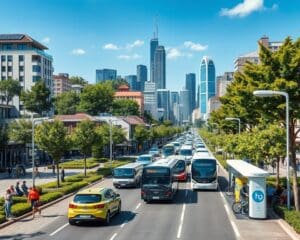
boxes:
[84,155,87,177]
[276,157,280,189]
[56,163,60,188]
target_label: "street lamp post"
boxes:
[109,118,113,165]
[253,90,290,210]
[31,115,49,186]
[225,117,241,134]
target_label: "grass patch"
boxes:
[11,203,32,217]
[274,206,300,233]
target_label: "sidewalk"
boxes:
[0,165,100,197]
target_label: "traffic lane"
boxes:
[42,179,142,240]
[180,185,236,240]
[116,183,188,240]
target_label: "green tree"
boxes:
[21,80,52,115]
[78,82,114,115]
[69,76,87,85]
[0,78,21,105]
[0,125,8,146]
[112,99,140,116]
[104,79,129,90]
[54,91,80,115]
[35,120,70,187]
[133,125,150,152]
[72,120,98,176]
[8,119,32,144]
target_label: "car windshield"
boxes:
[173,160,186,174]
[180,149,192,156]
[138,156,151,162]
[162,147,174,156]
[142,167,171,185]
[74,194,101,204]
[173,143,180,147]
[150,147,158,151]
[113,168,134,178]
[192,160,216,177]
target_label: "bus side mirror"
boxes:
[172,176,178,182]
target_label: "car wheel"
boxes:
[117,202,121,214]
[69,219,76,225]
[105,211,111,225]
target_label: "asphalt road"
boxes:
[17,175,236,240]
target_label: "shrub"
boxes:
[58,182,88,195]
[41,181,69,189]
[65,175,85,183]
[0,197,4,206]
[11,203,31,217]
[0,214,5,224]
[85,175,102,183]
[40,192,64,204]
[274,206,300,233]
[12,196,27,203]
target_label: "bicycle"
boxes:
[232,198,249,214]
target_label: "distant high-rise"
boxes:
[137,65,147,91]
[125,75,138,91]
[216,72,234,97]
[199,56,216,118]
[150,38,159,82]
[144,81,157,119]
[157,89,170,120]
[170,91,180,124]
[185,73,196,115]
[180,89,190,123]
[95,69,117,83]
[154,46,166,89]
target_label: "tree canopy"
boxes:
[69,76,87,85]
[0,78,21,105]
[8,119,32,144]
[112,99,140,116]
[54,91,80,115]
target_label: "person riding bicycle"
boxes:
[240,183,249,201]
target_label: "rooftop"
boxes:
[0,34,48,50]
[55,113,94,122]
[227,160,269,177]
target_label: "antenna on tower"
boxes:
[153,14,158,38]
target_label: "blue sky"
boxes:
[0,0,299,91]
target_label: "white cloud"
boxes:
[126,40,144,49]
[184,41,208,51]
[41,37,50,44]
[117,54,142,60]
[103,43,120,50]
[167,48,183,60]
[71,48,86,55]
[220,0,264,17]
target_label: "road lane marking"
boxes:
[135,202,141,210]
[230,220,241,239]
[49,223,69,236]
[224,204,230,215]
[109,233,118,240]
[120,220,128,228]
[177,203,186,239]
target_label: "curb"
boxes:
[0,176,108,229]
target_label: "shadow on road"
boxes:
[0,231,46,240]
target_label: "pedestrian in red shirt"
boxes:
[27,186,41,218]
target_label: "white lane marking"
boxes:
[120,220,128,228]
[177,203,186,239]
[224,204,230,215]
[49,223,69,236]
[135,202,141,210]
[230,220,241,239]
[109,233,118,240]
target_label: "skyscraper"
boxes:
[157,89,170,120]
[170,91,180,124]
[199,56,216,118]
[137,65,147,91]
[95,69,117,83]
[154,46,166,89]
[180,89,190,123]
[144,81,157,119]
[150,38,159,82]
[125,75,138,91]
[185,73,196,115]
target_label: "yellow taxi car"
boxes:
[68,187,121,225]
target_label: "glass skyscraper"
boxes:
[157,89,170,120]
[154,46,166,89]
[95,69,117,83]
[125,75,138,91]
[137,65,147,92]
[185,73,196,115]
[150,38,158,82]
[199,57,216,117]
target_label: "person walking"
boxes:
[27,186,41,219]
[4,189,13,220]
[15,182,23,196]
[7,167,12,178]
[21,181,28,197]
[61,167,65,182]
[9,185,16,196]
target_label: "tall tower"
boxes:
[199,56,216,118]
[154,46,166,89]
[136,65,147,91]
[185,73,196,115]
[150,38,158,83]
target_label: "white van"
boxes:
[113,162,143,188]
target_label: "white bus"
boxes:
[191,154,218,190]
[113,162,143,188]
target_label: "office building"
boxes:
[125,75,138,91]
[154,46,166,89]
[144,81,157,119]
[185,73,196,115]
[180,89,190,123]
[150,38,159,82]
[137,65,147,91]
[170,91,180,124]
[53,73,71,96]
[157,89,170,120]
[216,72,234,97]
[0,34,53,113]
[199,56,216,118]
[95,69,117,83]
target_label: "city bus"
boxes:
[162,143,175,158]
[191,154,218,190]
[141,158,179,202]
[167,155,188,181]
[112,162,143,188]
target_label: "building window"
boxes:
[17,44,26,50]
[1,76,6,80]
[19,55,24,61]
[19,66,24,72]
[32,76,41,82]
[32,65,41,72]
[1,55,5,61]
[7,66,12,72]
[7,55,13,62]
[1,66,5,72]
[19,76,24,82]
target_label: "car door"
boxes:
[104,190,114,213]
[108,189,118,213]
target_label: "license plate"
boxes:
[152,196,160,200]
[79,215,91,219]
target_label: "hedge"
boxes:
[85,175,103,183]
[40,192,64,204]
[49,158,103,169]
[11,203,32,217]
[57,182,89,195]
[274,206,300,233]
[12,196,27,203]
[0,214,5,224]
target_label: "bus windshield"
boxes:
[162,147,174,156]
[113,168,134,178]
[180,149,192,156]
[173,160,186,174]
[192,160,216,178]
[138,156,151,162]
[142,167,171,185]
